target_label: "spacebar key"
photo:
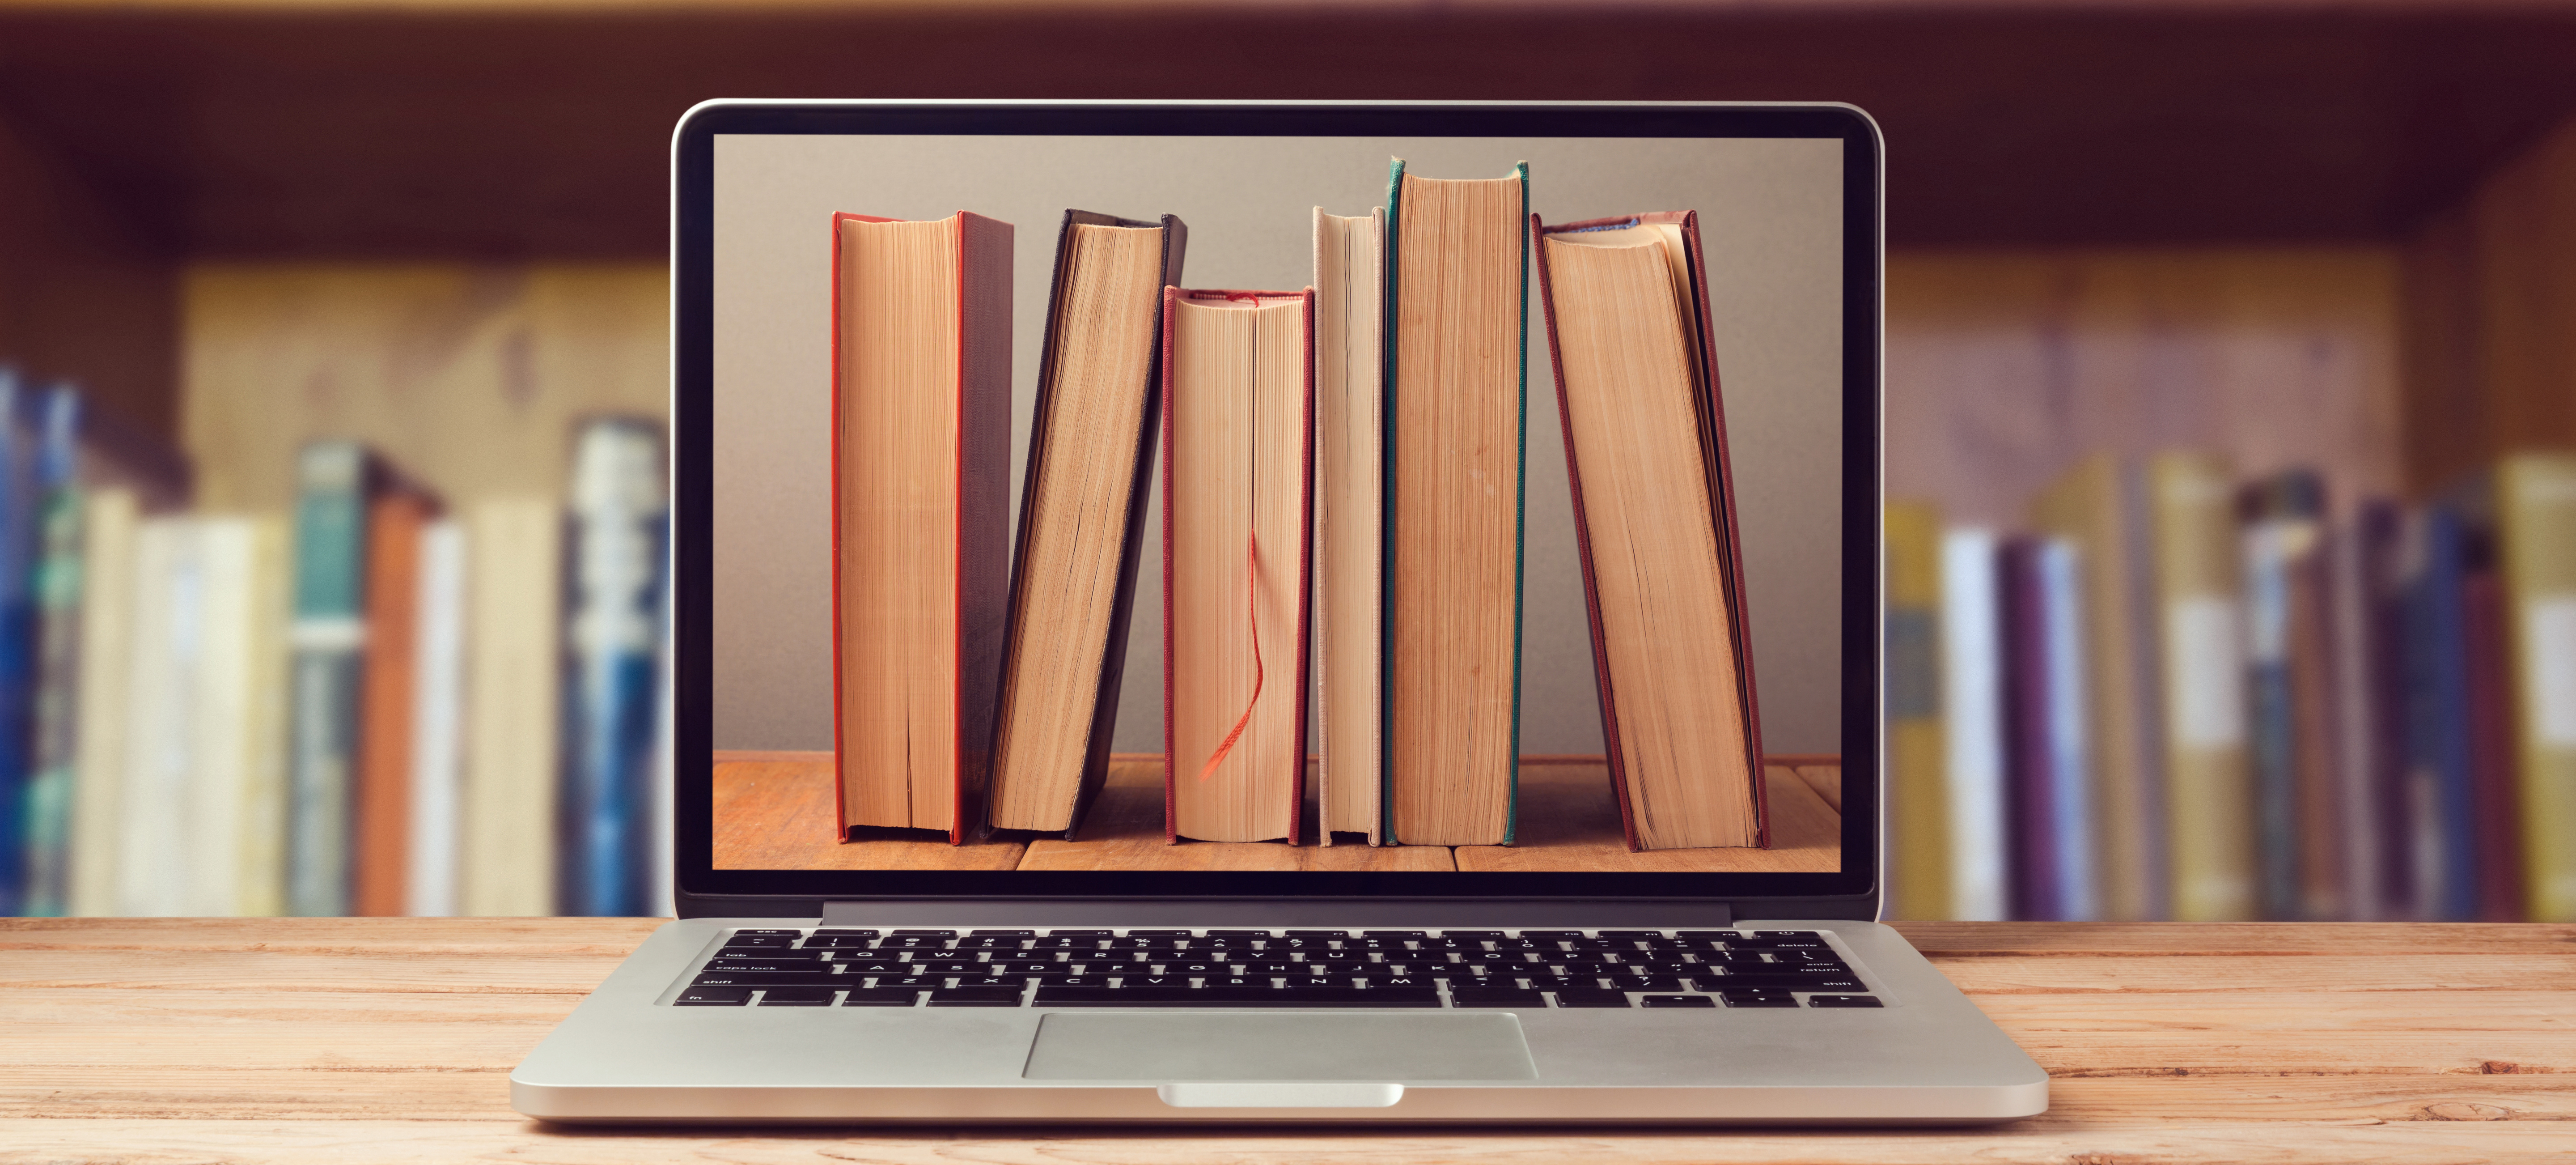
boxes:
[1034,986,1440,1008]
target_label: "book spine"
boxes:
[462,498,560,917]
[405,519,466,917]
[354,491,430,917]
[0,372,34,915]
[190,517,262,917]
[2402,506,2482,919]
[65,488,137,917]
[286,442,370,917]
[2463,567,2526,920]
[560,419,668,917]
[2152,453,2255,921]
[20,386,81,916]
[2499,453,2576,921]
[954,211,1015,845]
[115,519,187,916]
[1882,503,1947,919]
[237,517,292,918]
[1159,285,1180,846]
[2037,538,2099,921]
[1376,158,1402,845]
[2000,538,2058,920]
[1940,528,2010,921]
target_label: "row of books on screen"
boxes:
[827,161,1771,852]
[1885,451,2576,923]
[0,375,672,918]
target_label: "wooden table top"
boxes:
[715,753,1843,872]
[5,918,2570,1161]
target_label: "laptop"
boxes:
[510,99,2047,1124]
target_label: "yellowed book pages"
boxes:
[2499,452,2576,921]
[1387,162,1523,847]
[463,497,561,917]
[66,489,137,918]
[2032,454,2165,921]
[1168,293,1308,844]
[1543,227,1756,850]
[1885,502,1949,918]
[2152,452,2255,921]
[1313,207,1384,845]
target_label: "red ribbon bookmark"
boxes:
[1198,533,1264,782]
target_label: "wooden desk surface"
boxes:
[715,753,1844,873]
[5,918,2570,1161]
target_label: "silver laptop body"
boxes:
[513,100,2048,1125]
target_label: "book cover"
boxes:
[2497,452,2576,921]
[1883,502,1947,918]
[1531,210,1767,853]
[1159,287,1315,845]
[827,210,1013,845]
[0,370,34,914]
[2328,502,2407,919]
[2399,504,2482,920]
[2463,565,2527,921]
[987,210,1185,839]
[1942,527,2012,921]
[1381,159,1528,847]
[2004,536,2097,921]
[2239,470,2339,920]
[65,487,138,918]
[559,417,668,916]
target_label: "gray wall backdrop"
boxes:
[712,133,1843,757]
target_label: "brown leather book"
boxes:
[828,209,1013,845]
[1532,211,1768,852]
[353,482,438,916]
[1159,287,1315,844]
[985,210,1186,839]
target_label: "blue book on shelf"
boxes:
[0,370,31,916]
[2401,505,2480,921]
[18,387,83,917]
[287,441,371,918]
[559,419,668,917]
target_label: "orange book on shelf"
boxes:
[352,485,436,916]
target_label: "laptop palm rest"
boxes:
[1023,1012,1538,1105]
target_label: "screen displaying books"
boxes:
[711,134,1848,873]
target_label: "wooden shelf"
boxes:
[713,755,1842,874]
[1,1,2574,258]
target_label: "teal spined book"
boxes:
[1379,159,1528,847]
[287,442,371,917]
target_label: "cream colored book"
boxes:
[463,497,561,917]
[2499,452,2576,921]
[66,488,137,917]
[1313,206,1385,846]
[2152,452,2255,921]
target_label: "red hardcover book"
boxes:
[1531,211,1768,851]
[353,477,438,916]
[828,210,1013,845]
[1159,287,1315,844]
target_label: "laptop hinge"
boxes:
[819,901,1738,929]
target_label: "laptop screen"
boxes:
[679,104,1878,910]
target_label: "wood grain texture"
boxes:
[1019,759,1454,872]
[713,760,1023,871]
[4,918,2571,1162]
[1453,764,1839,873]
[1796,764,1843,812]
[1885,248,2402,526]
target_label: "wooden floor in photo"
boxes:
[714,753,1843,872]
[5,917,2570,1162]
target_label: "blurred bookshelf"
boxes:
[0,0,2573,918]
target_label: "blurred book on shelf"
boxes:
[1886,448,2576,923]
[0,368,672,918]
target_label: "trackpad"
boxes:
[1023,1012,1538,1081]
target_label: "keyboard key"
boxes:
[1808,995,1883,1008]
[1284,930,1351,939]
[1035,986,1439,1008]
[969,929,1037,937]
[1044,929,1114,937]
[1443,930,1506,940]
[799,935,879,948]
[1640,995,1716,1008]
[890,929,960,938]
[691,971,841,987]
[810,928,880,938]
[838,988,918,1007]
[1521,931,1584,941]
[1614,976,1684,990]
[734,928,801,936]
[701,961,825,975]
[674,986,750,1006]
[755,986,834,1006]
[928,986,1022,1007]
[835,960,908,976]
[1449,987,1546,1008]
[1207,930,1275,938]
[1719,991,1799,1008]
[880,935,950,949]
[958,976,1025,989]
[1598,930,1666,939]
[1552,988,1632,1008]
[916,961,983,975]
[1127,930,1194,938]
[720,935,790,948]
[1031,936,1098,950]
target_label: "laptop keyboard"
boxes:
[671,928,1883,1009]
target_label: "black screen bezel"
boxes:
[673,101,1882,917]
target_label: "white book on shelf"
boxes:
[406,518,467,918]
[115,518,191,916]
[182,515,291,918]
[647,584,674,919]
[462,496,562,917]
[1940,527,2010,922]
